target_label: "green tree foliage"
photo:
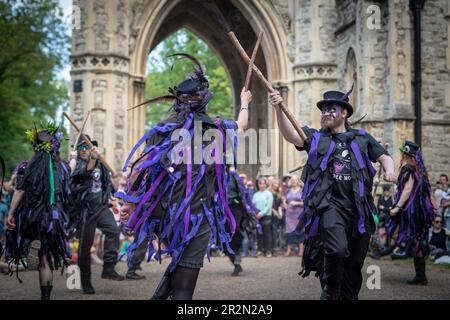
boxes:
[146,29,233,128]
[0,0,70,176]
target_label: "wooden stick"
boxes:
[228,32,307,141]
[289,164,305,174]
[244,31,264,90]
[72,110,91,152]
[64,112,115,175]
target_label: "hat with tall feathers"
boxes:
[25,121,64,154]
[128,53,212,114]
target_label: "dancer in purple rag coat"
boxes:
[2,123,71,300]
[269,86,396,300]
[387,141,435,285]
[117,53,252,300]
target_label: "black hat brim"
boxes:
[317,100,354,117]
[76,139,98,148]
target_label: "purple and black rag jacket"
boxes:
[116,98,240,272]
[2,153,71,281]
[387,163,434,257]
[297,127,385,278]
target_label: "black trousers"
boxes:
[224,203,245,265]
[320,206,371,300]
[257,216,272,254]
[78,207,120,273]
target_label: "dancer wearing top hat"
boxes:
[269,87,395,300]
[387,141,434,285]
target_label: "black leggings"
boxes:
[171,266,200,300]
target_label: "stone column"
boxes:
[71,0,130,173]
[385,0,415,166]
[420,0,450,181]
[128,78,146,160]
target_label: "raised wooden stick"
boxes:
[244,31,264,90]
[228,32,307,141]
[64,112,115,175]
[72,110,91,152]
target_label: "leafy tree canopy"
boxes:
[0,0,70,177]
[146,28,233,128]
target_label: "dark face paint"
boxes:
[321,104,345,130]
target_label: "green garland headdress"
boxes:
[25,121,63,153]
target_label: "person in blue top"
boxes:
[252,177,274,257]
[269,87,395,300]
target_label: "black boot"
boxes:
[81,272,95,294]
[320,254,344,300]
[40,285,53,300]
[126,269,146,280]
[407,257,427,285]
[101,264,125,281]
[150,272,172,300]
[231,264,243,276]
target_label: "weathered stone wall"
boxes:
[421,0,450,182]
[70,0,450,180]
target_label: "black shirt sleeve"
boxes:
[294,126,317,153]
[367,134,388,162]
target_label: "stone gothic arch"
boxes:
[71,0,293,177]
[126,0,290,179]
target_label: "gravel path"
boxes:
[1,255,449,300]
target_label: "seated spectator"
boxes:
[429,216,450,261]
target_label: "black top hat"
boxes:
[317,90,354,117]
[317,83,355,117]
[399,140,419,157]
[77,134,98,148]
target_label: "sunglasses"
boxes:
[434,220,443,224]
[77,145,91,151]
